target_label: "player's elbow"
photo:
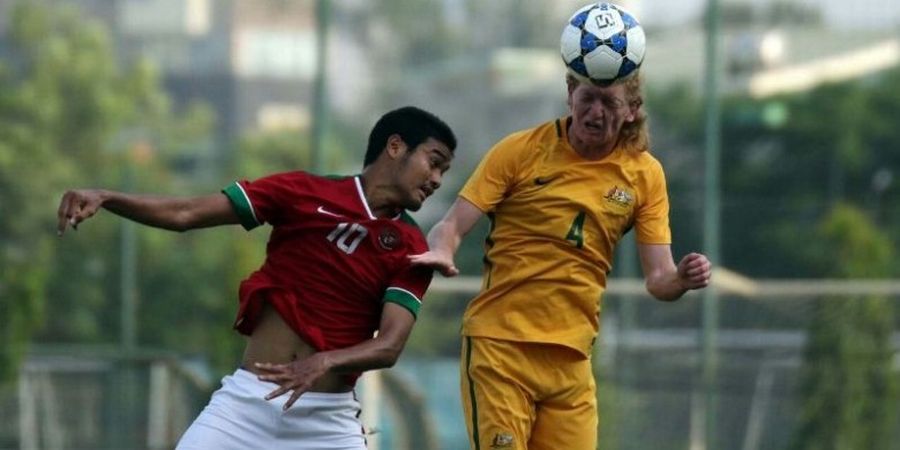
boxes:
[645,278,685,302]
[166,213,194,232]
[649,289,682,302]
[169,202,205,232]
[383,347,404,368]
[376,341,405,368]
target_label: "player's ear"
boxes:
[625,98,642,122]
[385,134,407,160]
[624,109,636,123]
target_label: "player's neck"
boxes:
[569,136,615,161]
[566,119,616,161]
[358,171,402,219]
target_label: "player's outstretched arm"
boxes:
[638,243,711,302]
[255,302,417,410]
[408,196,483,277]
[57,189,239,235]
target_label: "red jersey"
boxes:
[222,171,432,382]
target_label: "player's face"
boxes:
[397,137,453,211]
[567,81,636,154]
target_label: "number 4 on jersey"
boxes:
[566,211,585,249]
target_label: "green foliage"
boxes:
[650,68,900,278]
[0,2,230,383]
[813,204,893,278]
[234,130,313,179]
[0,2,123,383]
[648,70,900,449]
[790,204,897,450]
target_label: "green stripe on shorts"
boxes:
[466,337,481,450]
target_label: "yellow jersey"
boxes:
[459,117,672,356]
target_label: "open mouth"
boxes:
[584,121,604,133]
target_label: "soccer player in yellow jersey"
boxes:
[410,71,711,450]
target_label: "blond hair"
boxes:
[566,71,650,154]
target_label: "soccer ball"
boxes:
[560,2,646,85]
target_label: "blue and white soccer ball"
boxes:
[560,2,646,85]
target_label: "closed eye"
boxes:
[604,97,625,109]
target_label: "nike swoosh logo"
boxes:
[534,177,557,186]
[317,206,343,217]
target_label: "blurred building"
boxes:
[86,0,316,142]
[636,0,900,97]
[0,0,897,145]
[0,0,351,161]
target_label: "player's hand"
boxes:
[677,252,711,290]
[255,355,330,411]
[408,250,459,277]
[57,189,106,236]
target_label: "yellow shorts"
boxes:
[460,336,598,450]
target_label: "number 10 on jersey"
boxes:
[327,223,369,254]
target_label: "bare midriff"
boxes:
[241,302,352,393]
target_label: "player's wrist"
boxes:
[95,189,116,207]
[315,351,336,373]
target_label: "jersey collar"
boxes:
[353,176,402,220]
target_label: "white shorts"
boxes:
[176,368,367,450]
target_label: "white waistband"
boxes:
[232,367,357,401]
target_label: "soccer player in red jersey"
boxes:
[56,106,456,449]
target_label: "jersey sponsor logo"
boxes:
[317,205,344,217]
[489,432,514,448]
[604,185,634,208]
[377,226,400,250]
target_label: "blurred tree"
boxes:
[0,1,223,383]
[0,2,126,382]
[729,71,900,279]
[649,68,900,281]
[790,204,897,450]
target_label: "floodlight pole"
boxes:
[702,0,722,448]
[311,0,330,173]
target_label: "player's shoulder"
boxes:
[397,211,425,234]
[253,169,315,184]
[319,172,355,182]
[251,171,358,200]
[299,171,357,185]
[620,148,664,172]
[491,118,563,162]
[396,211,428,244]
[503,117,563,144]
[286,171,356,190]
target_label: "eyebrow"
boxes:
[430,147,451,158]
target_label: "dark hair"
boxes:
[363,106,457,167]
